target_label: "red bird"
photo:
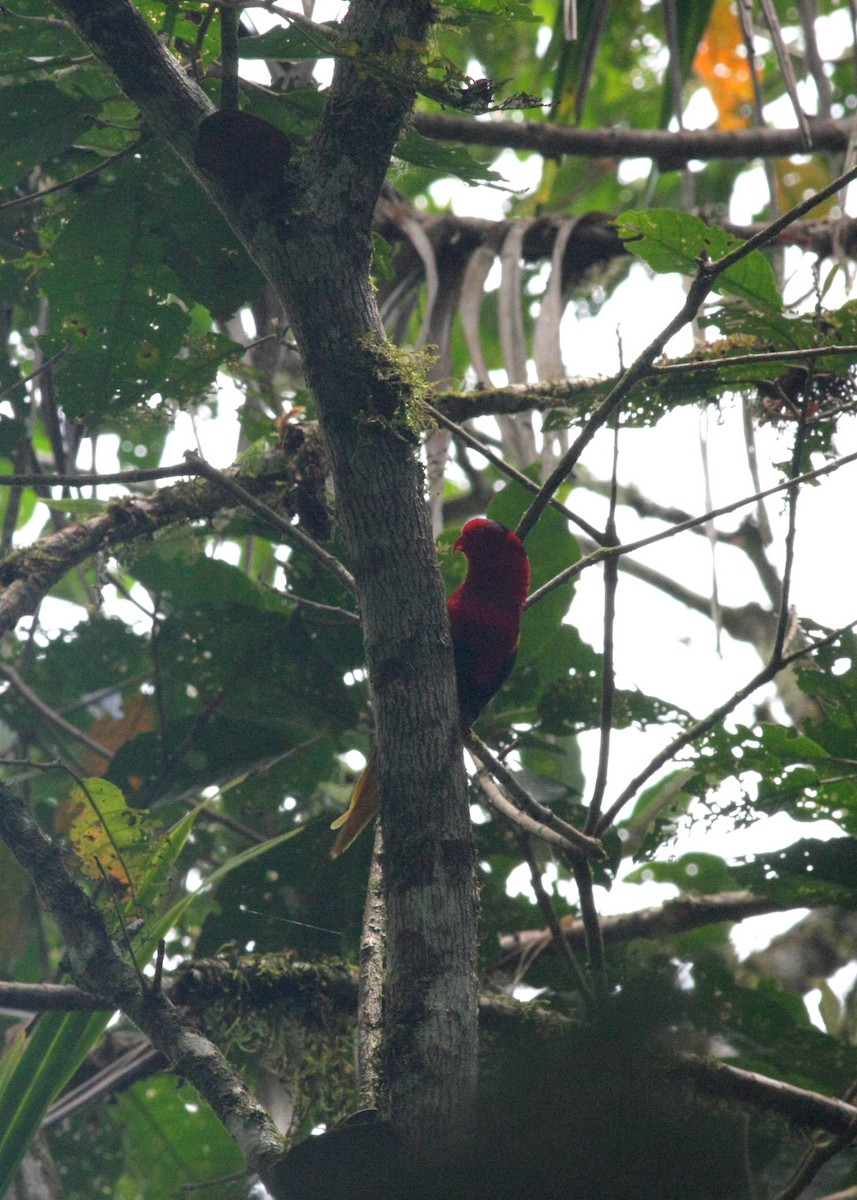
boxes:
[331,518,530,857]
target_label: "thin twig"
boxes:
[0,7,70,26]
[423,401,606,544]
[0,756,62,770]
[495,891,786,960]
[95,853,143,976]
[260,580,360,624]
[514,157,857,544]
[771,371,811,662]
[673,1053,857,1135]
[473,761,588,857]
[219,5,240,112]
[572,859,607,996]
[519,834,594,1006]
[0,349,69,402]
[0,662,113,760]
[595,616,857,836]
[180,796,268,844]
[585,423,619,835]
[184,451,356,595]
[757,0,812,148]
[0,138,145,213]
[774,1123,857,1200]
[651,342,857,373]
[0,462,198,487]
[526,448,857,610]
[0,980,112,1012]
[465,730,605,860]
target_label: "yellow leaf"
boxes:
[693,0,755,131]
[57,779,159,898]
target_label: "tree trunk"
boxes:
[52,0,478,1157]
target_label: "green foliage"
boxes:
[50,1074,244,1200]
[0,799,198,1197]
[3,0,857,1195]
[34,153,248,424]
[237,22,340,62]
[0,2,83,73]
[0,82,95,188]
[616,209,783,310]
[394,126,503,185]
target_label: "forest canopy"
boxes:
[2,1,857,1198]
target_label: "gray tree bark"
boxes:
[50,0,479,1159]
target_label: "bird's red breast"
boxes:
[448,518,530,727]
[331,517,530,856]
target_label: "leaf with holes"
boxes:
[616,209,782,311]
[57,779,160,896]
[39,161,189,424]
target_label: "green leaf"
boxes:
[817,979,843,1038]
[115,1075,244,1200]
[0,82,94,188]
[41,497,107,517]
[689,956,857,1095]
[485,477,580,663]
[616,209,782,310]
[395,126,503,185]
[0,1010,115,1198]
[238,21,340,60]
[620,769,697,860]
[0,418,27,455]
[626,852,736,895]
[0,2,84,74]
[39,164,190,422]
[0,795,200,1196]
[142,144,264,321]
[145,819,304,955]
[440,0,538,22]
[733,838,857,907]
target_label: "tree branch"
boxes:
[525,449,857,610]
[496,891,787,960]
[0,662,113,761]
[519,835,594,1005]
[0,781,284,1174]
[671,1054,857,1135]
[413,112,857,168]
[0,443,335,637]
[595,616,857,836]
[481,993,857,1136]
[50,0,482,1150]
[465,730,604,860]
[0,980,111,1012]
[514,159,857,544]
[184,451,354,594]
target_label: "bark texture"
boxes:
[50,0,478,1158]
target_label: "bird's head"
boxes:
[454,518,525,559]
[453,519,530,603]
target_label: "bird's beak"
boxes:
[453,535,464,554]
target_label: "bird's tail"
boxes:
[330,747,379,858]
